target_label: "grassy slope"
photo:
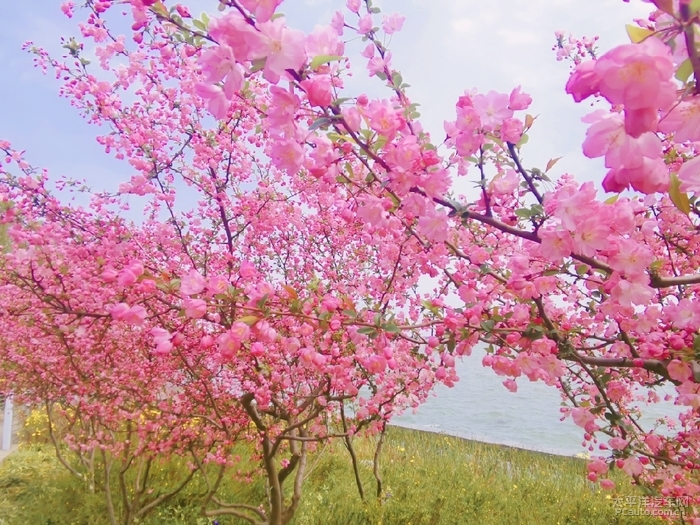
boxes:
[0,426,660,525]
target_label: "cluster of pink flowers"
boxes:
[4,0,700,522]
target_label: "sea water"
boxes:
[394,346,683,456]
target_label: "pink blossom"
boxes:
[472,90,513,129]
[581,111,661,170]
[320,294,341,312]
[341,106,361,132]
[110,303,146,325]
[678,156,700,194]
[500,118,523,143]
[330,11,345,35]
[454,131,484,157]
[198,45,245,98]
[565,60,600,102]
[194,82,228,119]
[207,275,229,295]
[603,157,668,194]
[588,459,609,475]
[610,276,655,307]
[250,341,265,357]
[230,322,251,342]
[254,320,277,342]
[258,18,306,83]
[366,100,403,140]
[571,407,599,433]
[600,479,616,490]
[269,138,304,175]
[454,106,481,133]
[300,75,333,107]
[664,299,700,330]
[240,261,257,280]
[607,240,652,282]
[150,327,171,345]
[305,25,345,58]
[595,39,675,111]
[417,208,449,242]
[346,0,361,13]
[208,11,267,62]
[184,298,207,319]
[357,196,387,228]
[621,457,644,477]
[608,437,628,450]
[382,13,405,34]
[216,331,240,360]
[490,170,519,196]
[366,355,387,374]
[539,227,573,261]
[61,1,75,18]
[659,98,700,142]
[668,359,693,382]
[239,0,282,23]
[175,4,191,18]
[117,268,138,287]
[357,14,373,34]
[180,270,206,296]
[508,86,532,110]
[101,267,118,282]
[571,216,608,257]
[367,51,392,77]
[624,106,659,138]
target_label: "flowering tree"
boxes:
[3,0,700,523]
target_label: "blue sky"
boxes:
[0,0,651,196]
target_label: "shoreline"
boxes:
[388,422,584,459]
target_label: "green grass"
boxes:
[0,427,662,525]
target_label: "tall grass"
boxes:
[0,426,662,524]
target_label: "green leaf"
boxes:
[651,0,674,15]
[669,172,691,215]
[691,0,700,14]
[309,54,344,70]
[524,114,536,129]
[690,334,700,353]
[309,117,332,131]
[649,259,664,272]
[675,58,693,83]
[545,157,562,172]
[250,57,267,73]
[575,264,589,276]
[625,24,654,43]
[357,326,377,336]
[151,1,168,16]
[480,320,495,332]
[446,334,456,353]
[256,294,269,309]
[193,18,207,31]
[382,323,401,333]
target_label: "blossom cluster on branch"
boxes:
[2,0,700,523]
